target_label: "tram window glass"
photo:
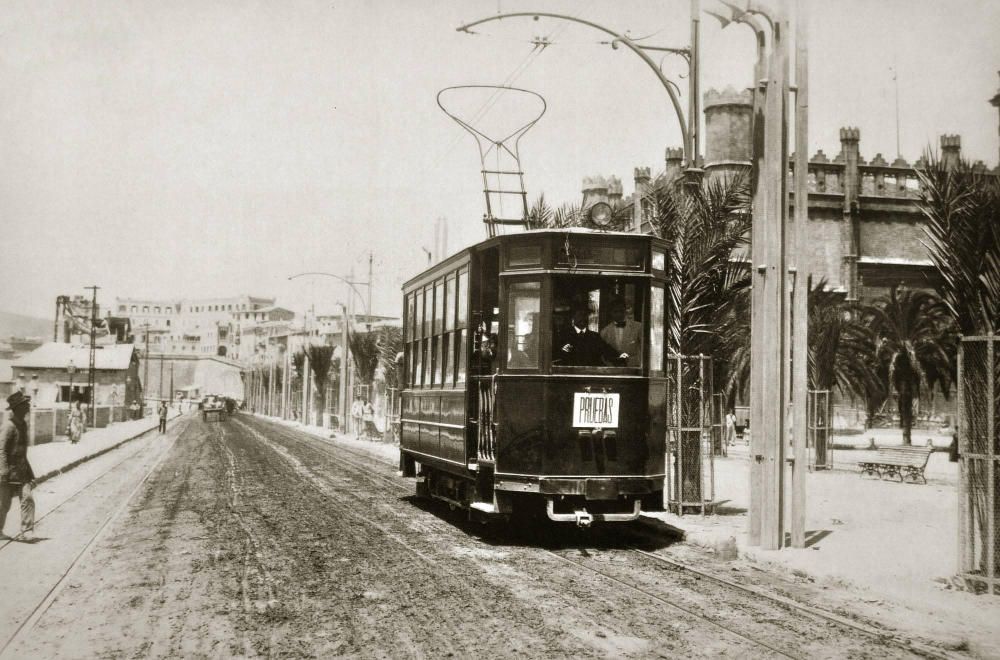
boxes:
[414,290,424,341]
[422,286,432,338]
[434,279,445,333]
[457,269,468,327]
[650,285,665,374]
[430,334,440,386]
[456,328,467,383]
[506,281,541,369]
[508,244,542,268]
[652,247,666,273]
[445,275,456,332]
[442,332,453,385]
[412,338,422,387]
[405,294,415,342]
[551,276,645,371]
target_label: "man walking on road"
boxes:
[158,400,168,434]
[0,392,36,541]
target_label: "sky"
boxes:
[1,0,998,322]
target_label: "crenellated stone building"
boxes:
[583,81,999,305]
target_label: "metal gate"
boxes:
[958,336,1000,595]
[665,354,715,515]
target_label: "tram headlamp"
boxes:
[588,202,613,228]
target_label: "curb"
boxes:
[32,413,183,487]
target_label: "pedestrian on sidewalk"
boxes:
[129,399,140,420]
[0,392,36,541]
[351,397,364,439]
[67,400,84,444]
[362,399,377,440]
[158,400,168,434]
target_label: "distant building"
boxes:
[115,294,279,357]
[11,343,141,407]
[583,83,999,306]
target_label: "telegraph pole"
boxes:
[84,285,100,427]
[790,0,809,549]
[367,252,373,331]
[159,352,164,403]
[142,324,150,414]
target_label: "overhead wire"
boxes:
[438,19,566,163]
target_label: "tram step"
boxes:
[470,501,496,514]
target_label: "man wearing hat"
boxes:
[0,391,36,540]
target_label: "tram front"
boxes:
[477,230,668,525]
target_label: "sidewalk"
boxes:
[645,448,999,656]
[27,410,183,485]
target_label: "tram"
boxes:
[399,228,669,526]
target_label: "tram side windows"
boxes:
[432,278,445,386]
[455,268,469,384]
[649,285,665,375]
[505,281,541,370]
[412,290,424,387]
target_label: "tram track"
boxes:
[243,415,951,659]
[0,418,184,659]
[622,543,958,660]
[0,416,191,554]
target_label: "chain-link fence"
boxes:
[958,336,1000,595]
[665,354,715,515]
[808,389,832,470]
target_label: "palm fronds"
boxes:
[917,156,1000,335]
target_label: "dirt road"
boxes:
[2,414,951,659]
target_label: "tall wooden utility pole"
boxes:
[84,285,100,428]
[749,0,790,551]
[789,0,809,549]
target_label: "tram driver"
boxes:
[556,307,629,367]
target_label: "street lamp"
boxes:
[67,359,76,408]
[287,271,372,330]
[456,8,699,179]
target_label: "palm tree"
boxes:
[917,157,1000,335]
[305,344,336,418]
[807,280,878,401]
[917,156,1000,583]
[652,172,752,361]
[868,286,955,446]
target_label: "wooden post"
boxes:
[303,352,311,426]
[747,13,769,549]
[750,0,790,550]
[790,0,809,549]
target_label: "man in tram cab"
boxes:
[600,297,642,367]
[556,307,629,367]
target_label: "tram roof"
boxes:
[403,228,662,290]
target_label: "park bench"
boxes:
[857,446,934,483]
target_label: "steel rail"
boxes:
[544,549,800,659]
[624,543,959,660]
[244,416,958,659]
[0,416,189,553]
[0,420,185,658]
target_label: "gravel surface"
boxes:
[5,414,952,659]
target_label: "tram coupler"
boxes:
[546,499,642,526]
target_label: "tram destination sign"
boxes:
[572,392,620,429]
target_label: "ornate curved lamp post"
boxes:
[456,11,695,174]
